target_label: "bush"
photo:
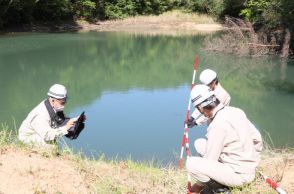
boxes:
[103,0,173,19]
[72,0,97,20]
[240,0,282,28]
[33,0,73,21]
[104,0,137,19]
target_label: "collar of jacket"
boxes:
[210,103,225,121]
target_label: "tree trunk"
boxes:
[280,28,290,58]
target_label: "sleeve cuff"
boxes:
[60,126,68,135]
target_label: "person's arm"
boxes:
[191,109,208,126]
[221,86,231,106]
[223,94,231,106]
[216,84,231,106]
[204,125,226,160]
[30,114,69,142]
[248,121,263,152]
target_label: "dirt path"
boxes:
[0,147,91,194]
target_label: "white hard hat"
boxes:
[191,84,214,107]
[199,69,217,85]
[47,84,67,99]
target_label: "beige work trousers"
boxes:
[186,138,255,187]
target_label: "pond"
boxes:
[0,32,293,164]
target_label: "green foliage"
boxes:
[72,0,97,20]
[280,0,294,48]
[280,0,294,26]
[172,0,245,19]
[240,0,283,28]
[104,0,137,19]
[136,0,173,15]
[240,0,294,51]
[33,0,73,21]
[0,123,17,145]
[0,0,293,56]
[221,0,246,18]
[0,0,36,25]
[0,0,175,26]
[103,0,173,19]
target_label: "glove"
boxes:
[187,117,197,128]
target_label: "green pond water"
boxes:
[0,31,293,163]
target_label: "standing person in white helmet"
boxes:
[186,85,263,194]
[188,69,231,128]
[199,69,231,106]
[18,84,84,149]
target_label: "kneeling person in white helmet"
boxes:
[186,85,262,194]
[188,69,231,128]
[18,84,85,149]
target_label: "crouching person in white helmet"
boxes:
[188,69,231,128]
[186,85,263,194]
[18,84,84,150]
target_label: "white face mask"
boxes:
[55,105,64,112]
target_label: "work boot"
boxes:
[188,183,204,193]
[199,187,214,194]
[203,179,231,194]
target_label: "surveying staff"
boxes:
[188,69,231,127]
[186,85,263,194]
[18,84,77,149]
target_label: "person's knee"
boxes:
[186,157,211,183]
[186,157,196,172]
[186,157,202,172]
[186,157,192,171]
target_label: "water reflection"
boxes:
[0,32,203,125]
[0,32,293,163]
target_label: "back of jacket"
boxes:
[205,105,262,175]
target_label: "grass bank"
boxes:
[81,10,224,35]
[0,126,293,194]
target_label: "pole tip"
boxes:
[194,55,199,70]
[187,181,192,194]
[179,159,183,169]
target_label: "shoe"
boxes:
[188,183,204,193]
[199,187,231,194]
[200,187,214,194]
[214,188,231,194]
[204,179,231,194]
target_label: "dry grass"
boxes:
[77,10,224,36]
[1,143,293,193]
[1,126,293,193]
[115,10,216,24]
[203,16,290,57]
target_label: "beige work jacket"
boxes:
[205,104,263,174]
[18,100,68,148]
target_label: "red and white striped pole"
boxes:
[179,55,198,168]
[178,55,199,194]
[259,171,287,194]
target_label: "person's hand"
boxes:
[187,117,197,128]
[65,119,75,130]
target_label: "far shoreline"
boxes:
[0,11,225,36]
